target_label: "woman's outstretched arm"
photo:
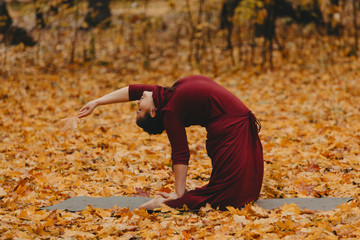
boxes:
[78,86,129,118]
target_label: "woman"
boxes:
[78,75,263,210]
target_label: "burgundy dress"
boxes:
[129,75,263,210]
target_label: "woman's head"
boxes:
[136,91,164,135]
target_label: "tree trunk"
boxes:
[185,0,195,66]
[84,0,111,29]
[327,0,342,35]
[194,0,204,66]
[0,0,12,34]
[219,0,241,50]
[261,0,276,69]
[142,0,150,70]
[354,0,358,56]
[70,0,79,64]
[33,0,46,29]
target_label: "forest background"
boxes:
[0,0,360,239]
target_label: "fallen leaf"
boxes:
[58,117,80,132]
[133,187,150,197]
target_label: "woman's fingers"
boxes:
[79,107,89,113]
[158,192,170,198]
[78,101,99,118]
[78,111,90,118]
[158,192,179,200]
[79,103,91,113]
[78,103,93,118]
[77,112,86,118]
[77,108,88,118]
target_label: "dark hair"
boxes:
[136,111,164,135]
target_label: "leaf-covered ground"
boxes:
[1,54,359,238]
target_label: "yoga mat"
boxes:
[42,196,353,212]
[255,197,353,211]
[43,196,152,212]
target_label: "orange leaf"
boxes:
[134,187,150,197]
[182,230,191,240]
[297,182,315,195]
[306,163,320,172]
[158,186,172,193]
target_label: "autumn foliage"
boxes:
[1,0,360,239]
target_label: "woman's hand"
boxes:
[78,101,99,118]
[158,191,181,200]
[139,195,167,210]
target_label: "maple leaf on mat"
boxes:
[58,117,80,133]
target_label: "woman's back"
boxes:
[164,75,249,127]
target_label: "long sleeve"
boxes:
[163,112,190,166]
[128,84,158,101]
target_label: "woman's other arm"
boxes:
[139,165,187,210]
[78,86,129,118]
[173,164,188,197]
[162,113,190,198]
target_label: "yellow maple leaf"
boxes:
[280,203,301,215]
[159,204,180,214]
[58,117,80,133]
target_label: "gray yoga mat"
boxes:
[255,197,353,211]
[42,196,353,212]
[43,196,152,212]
